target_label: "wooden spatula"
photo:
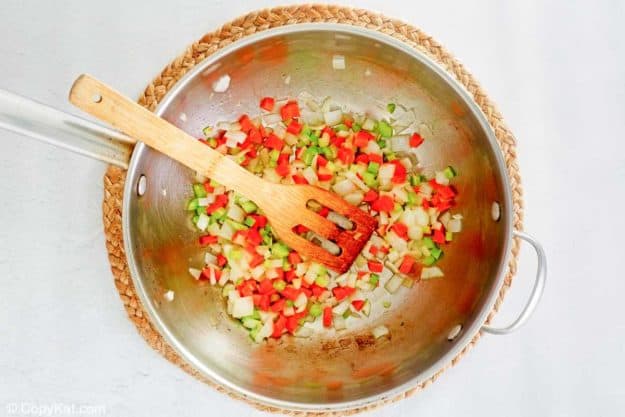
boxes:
[69,75,376,273]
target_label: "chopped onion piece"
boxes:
[332,300,350,315]
[302,166,318,185]
[217,222,235,240]
[332,179,356,196]
[324,109,343,126]
[421,266,444,280]
[327,211,353,230]
[226,204,245,223]
[262,113,282,126]
[384,274,403,294]
[164,290,175,301]
[204,252,217,265]
[389,135,410,152]
[212,74,231,92]
[197,195,215,207]
[435,171,450,186]
[231,296,254,318]
[255,319,273,343]
[294,326,314,338]
[333,315,347,330]
[372,325,389,339]
[196,213,210,231]
[448,218,462,233]
[344,192,364,205]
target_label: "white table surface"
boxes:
[1,1,624,416]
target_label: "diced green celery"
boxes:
[202,126,213,137]
[268,149,280,162]
[271,242,290,258]
[249,326,260,341]
[187,198,199,211]
[335,124,348,132]
[226,219,248,231]
[402,277,414,288]
[407,191,418,206]
[318,135,330,147]
[242,317,260,329]
[193,183,207,198]
[309,303,323,317]
[367,162,380,174]
[240,200,258,214]
[260,228,273,246]
[342,309,351,319]
[244,217,256,227]
[303,147,318,166]
[252,309,261,320]
[273,280,287,291]
[444,165,457,179]
[422,255,437,266]
[192,215,199,224]
[352,123,362,132]
[207,138,217,147]
[211,207,227,222]
[409,174,422,186]
[383,301,391,309]
[286,300,294,307]
[309,132,320,145]
[302,126,312,136]
[210,179,220,187]
[422,237,435,249]
[386,152,396,161]
[369,273,380,286]
[430,246,443,260]
[362,171,378,188]
[229,248,243,261]
[377,139,387,149]
[222,283,234,297]
[387,103,396,113]
[445,231,454,241]
[195,206,206,216]
[282,260,292,271]
[321,146,337,160]
[377,120,393,138]
[315,274,329,287]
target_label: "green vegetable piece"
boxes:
[249,326,261,341]
[377,120,393,138]
[242,317,260,329]
[195,206,206,216]
[271,242,290,258]
[386,152,396,161]
[383,300,391,309]
[422,237,436,249]
[211,207,227,222]
[362,171,378,188]
[377,139,387,149]
[320,146,337,160]
[334,123,348,132]
[387,103,396,114]
[187,198,199,211]
[269,149,280,162]
[352,123,362,132]
[444,165,457,179]
[315,274,329,287]
[273,280,287,291]
[285,300,294,308]
[226,219,248,231]
[318,135,330,147]
[369,273,380,286]
[207,138,217,147]
[309,132,320,145]
[409,174,422,186]
[192,215,199,224]
[367,162,380,174]
[430,246,443,260]
[309,303,323,317]
[407,191,418,206]
[244,217,256,227]
[229,248,243,261]
[303,147,319,166]
[342,309,351,319]
[302,126,312,137]
[240,200,258,214]
[202,126,213,138]
[445,231,454,241]
[422,255,437,266]
[282,260,292,271]
[193,183,207,198]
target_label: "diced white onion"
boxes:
[372,325,389,339]
[231,296,254,318]
[435,171,450,186]
[323,109,343,126]
[378,164,396,181]
[364,140,381,154]
[217,222,235,240]
[421,266,444,280]
[212,74,231,93]
[197,195,215,206]
[164,290,175,301]
[204,252,217,265]
[226,205,245,223]
[448,218,462,233]
[333,315,347,330]
[327,211,353,230]
[294,326,313,338]
[344,192,364,205]
[389,135,410,152]
[333,179,356,196]
[302,166,318,185]
[262,113,282,126]
[196,213,210,231]
[332,300,350,315]
[384,274,403,294]
[255,319,273,342]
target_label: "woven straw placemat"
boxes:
[102,5,523,415]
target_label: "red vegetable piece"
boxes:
[318,207,330,217]
[292,174,309,185]
[354,131,374,148]
[351,300,365,311]
[288,252,302,265]
[216,254,227,267]
[410,133,424,148]
[390,222,409,240]
[368,261,384,273]
[250,214,267,229]
[238,114,254,133]
[355,153,369,165]
[316,155,328,167]
[203,181,214,193]
[260,97,275,112]
[247,128,262,144]
[275,161,290,177]
[399,255,415,274]
[270,298,286,312]
[281,286,300,301]
[433,228,446,244]
[264,133,284,150]
[199,234,218,246]
[280,100,300,120]
[258,279,274,295]
[323,307,333,327]
[337,147,354,165]
[371,195,394,212]
[286,120,303,134]
[249,253,265,268]
[311,284,325,297]
[363,190,378,202]
[317,166,333,182]
[272,315,286,338]
[285,316,300,334]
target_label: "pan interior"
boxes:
[123,25,511,409]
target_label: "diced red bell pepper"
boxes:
[355,153,369,165]
[390,222,409,240]
[216,254,227,267]
[354,131,374,148]
[363,190,378,202]
[369,245,379,256]
[238,280,257,297]
[351,300,365,311]
[264,133,284,151]
[292,174,309,185]
[272,314,286,338]
[238,114,254,133]
[270,298,286,312]
[288,252,302,265]
[280,100,300,120]
[330,135,345,147]
[284,270,296,282]
[199,234,218,246]
[281,286,300,301]
[316,155,328,167]
[344,118,353,128]
[337,147,354,165]
[399,255,416,274]
[368,153,383,164]
[286,120,302,134]
[391,160,407,184]
[206,194,229,214]
[249,253,265,268]
[323,307,333,327]
[433,228,446,244]
[249,214,268,229]
[422,199,430,209]
[409,133,424,148]
[311,284,325,297]
[368,261,384,273]
[317,166,333,182]
[285,316,300,334]
[246,228,263,246]
[247,127,262,144]
[332,286,355,301]
[371,195,394,212]
[258,279,275,295]
[203,181,214,193]
[260,96,275,112]
[275,161,290,177]
[318,207,330,217]
[294,225,309,234]
[300,288,312,298]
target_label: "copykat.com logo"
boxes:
[5,402,106,416]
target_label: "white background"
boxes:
[1,1,624,416]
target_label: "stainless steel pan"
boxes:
[0,24,546,411]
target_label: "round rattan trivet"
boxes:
[102,5,523,415]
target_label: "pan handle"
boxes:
[0,88,135,168]
[482,231,547,335]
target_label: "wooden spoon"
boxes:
[69,75,377,273]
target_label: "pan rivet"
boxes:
[137,175,147,196]
[491,201,501,222]
[447,324,462,341]
[92,93,102,103]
